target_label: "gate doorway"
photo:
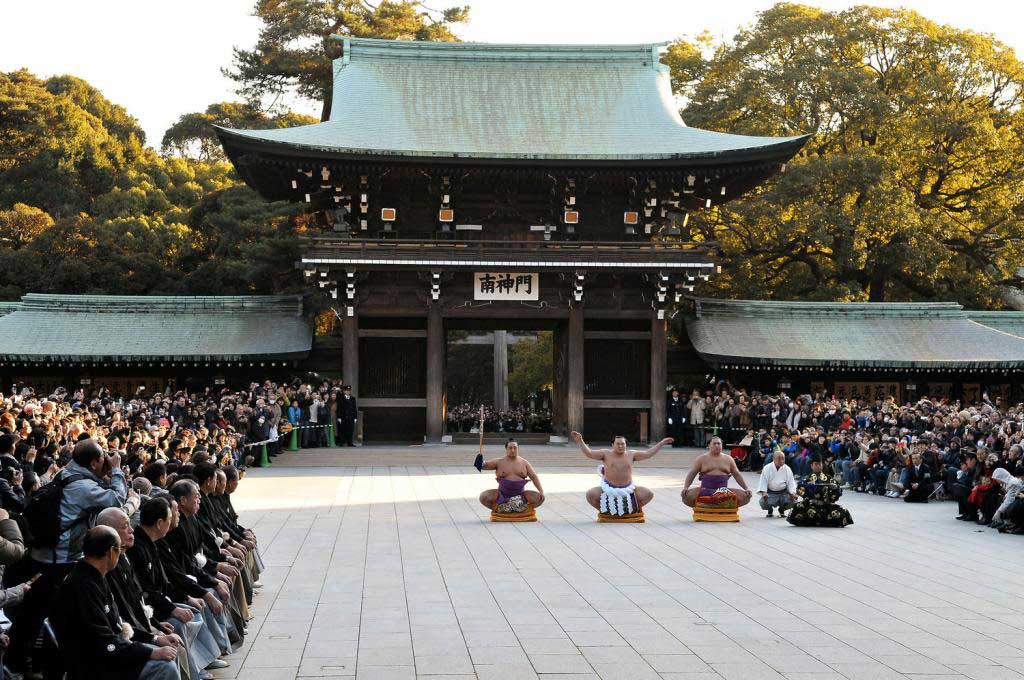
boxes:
[445,319,555,440]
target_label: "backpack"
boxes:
[23,472,86,550]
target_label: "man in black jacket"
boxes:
[50,526,179,680]
[165,481,245,645]
[666,389,685,448]
[193,465,253,612]
[900,452,935,503]
[127,498,226,679]
[338,385,357,446]
[218,467,263,575]
[211,470,262,584]
[954,453,981,520]
[94,508,192,679]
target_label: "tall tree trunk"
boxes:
[868,269,888,301]
[320,95,332,122]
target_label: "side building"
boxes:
[683,299,1024,404]
[0,295,312,394]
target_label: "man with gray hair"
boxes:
[132,478,154,497]
[165,480,245,646]
[114,499,229,680]
[756,450,798,518]
[95,507,193,679]
[9,438,140,672]
[50,526,180,680]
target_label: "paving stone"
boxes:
[232,460,1024,680]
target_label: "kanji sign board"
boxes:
[473,272,539,301]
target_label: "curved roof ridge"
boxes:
[967,310,1024,338]
[693,298,965,319]
[332,37,667,67]
[18,294,305,316]
[215,38,810,166]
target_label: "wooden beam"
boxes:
[358,329,427,338]
[359,398,427,408]
[583,399,652,409]
[650,315,667,441]
[583,310,651,319]
[443,306,570,319]
[425,304,444,443]
[583,331,652,340]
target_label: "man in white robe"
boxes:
[757,450,798,518]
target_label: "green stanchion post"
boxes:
[327,423,336,447]
[287,428,299,451]
[259,444,271,467]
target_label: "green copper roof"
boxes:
[216,38,808,162]
[686,299,1024,369]
[0,294,312,361]
[967,311,1024,338]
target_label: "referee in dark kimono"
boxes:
[50,526,180,680]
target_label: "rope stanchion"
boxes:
[327,423,336,447]
[240,424,332,463]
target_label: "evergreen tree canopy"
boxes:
[0,70,305,299]
[226,0,470,120]
[669,3,1024,306]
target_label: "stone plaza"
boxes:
[220,446,1024,680]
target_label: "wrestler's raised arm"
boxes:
[571,431,606,460]
[729,456,750,491]
[481,459,500,471]
[682,455,702,490]
[634,437,673,461]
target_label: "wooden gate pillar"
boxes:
[552,321,568,436]
[650,314,667,442]
[567,305,584,436]
[425,303,445,443]
[342,312,359,398]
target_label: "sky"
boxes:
[3,0,1024,148]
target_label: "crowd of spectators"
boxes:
[0,382,277,680]
[673,384,1024,535]
[446,403,553,434]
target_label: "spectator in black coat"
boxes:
[666,389,685,448]
[337,386,357,447]
[900,452,935,502]
[49,526,179,680]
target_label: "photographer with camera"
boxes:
[7,438,139,674]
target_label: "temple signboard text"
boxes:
[474,272,539,301]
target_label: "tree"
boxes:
[0,70,307,299]
[0,204,53,249]
[162,102,318,162]
[226,0,470,120]
[670,3,1024,306]
[507,332,553,404]
[0,70,135,217]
